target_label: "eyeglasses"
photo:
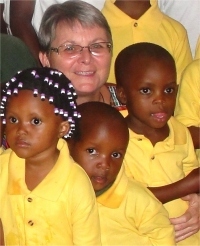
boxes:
[50,42,112,58]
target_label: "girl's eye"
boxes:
[9,117,18,124]
[86,148,97,155]
[165,88,174,94]
[31,118,42,125]
[140,88,151,94]
[111,152,121,159]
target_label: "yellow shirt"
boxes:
[102,0,192,84]
[175,59,200,164]
[124,117,199,245]
[0,146,5,155]
[195,36,200,59]
[97,166,175,245]
[0,139,101,246]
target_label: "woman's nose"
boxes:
[78,47,92,64]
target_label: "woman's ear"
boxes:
[116,86,127,104]
[39,51,50,67]
[58,121,70,138]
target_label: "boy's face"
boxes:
[118,58,177,130]
[70,122,128,192]
[5,90,68,159]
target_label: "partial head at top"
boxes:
[71,101,129,142]
[1,67,80,138]
[38,0,112,52]
[68,101,129,192]
[115,42,176,88]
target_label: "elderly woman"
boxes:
[38,0,121,107]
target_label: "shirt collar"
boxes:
[104,0,163,29]
[128,117,178,152]
[96,165,128,208]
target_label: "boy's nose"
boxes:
[97,156,110,171]
[153,94,166,105]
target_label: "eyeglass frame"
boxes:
[49,42,113,58]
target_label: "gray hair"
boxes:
[38,0,112,52]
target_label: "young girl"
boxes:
[0,67,101,245]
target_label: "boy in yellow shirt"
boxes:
[68,101,176,245]
[115,42,199,245]
[102,0,192,84]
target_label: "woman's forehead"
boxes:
[54,21,109,41]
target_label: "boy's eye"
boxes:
[140,88,151,94]
[164,88,174,94]
[31,118,42,125]
[9,117,18,124]
[86,148,98,155]
[111,152,121,159]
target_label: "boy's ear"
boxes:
[116,86,127,104]
[39,51,50,67]
[58,121,70,138]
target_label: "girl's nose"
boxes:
[16,122,28,136]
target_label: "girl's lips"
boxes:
[15,140,30,148]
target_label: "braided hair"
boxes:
[0,67,81,138]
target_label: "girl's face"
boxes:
[40,22,112,98]
[5,90,68,160]
[69,121,128,192]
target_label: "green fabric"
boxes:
[0,34,38,84]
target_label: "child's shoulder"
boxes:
[0,148,12,159]
[160,9,187,34]
[169,116,189,131]
[58,139,94,189]
[0,148,12,173]
[169,116,192,143]
[126,177,165,212]
[127,177,154,198]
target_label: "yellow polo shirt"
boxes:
[97,165,175,245]
[102,0,192,84]
[0,146,5,155]
[124,117,199,245]
[0,139,101,245]
[195,36,200,59]
[175,59,200,164]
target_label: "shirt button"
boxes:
[134,22,138,27]
[28,220,34,226]
[27,197,33,202]
[151,156,155,160]
[138,138,142,141]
